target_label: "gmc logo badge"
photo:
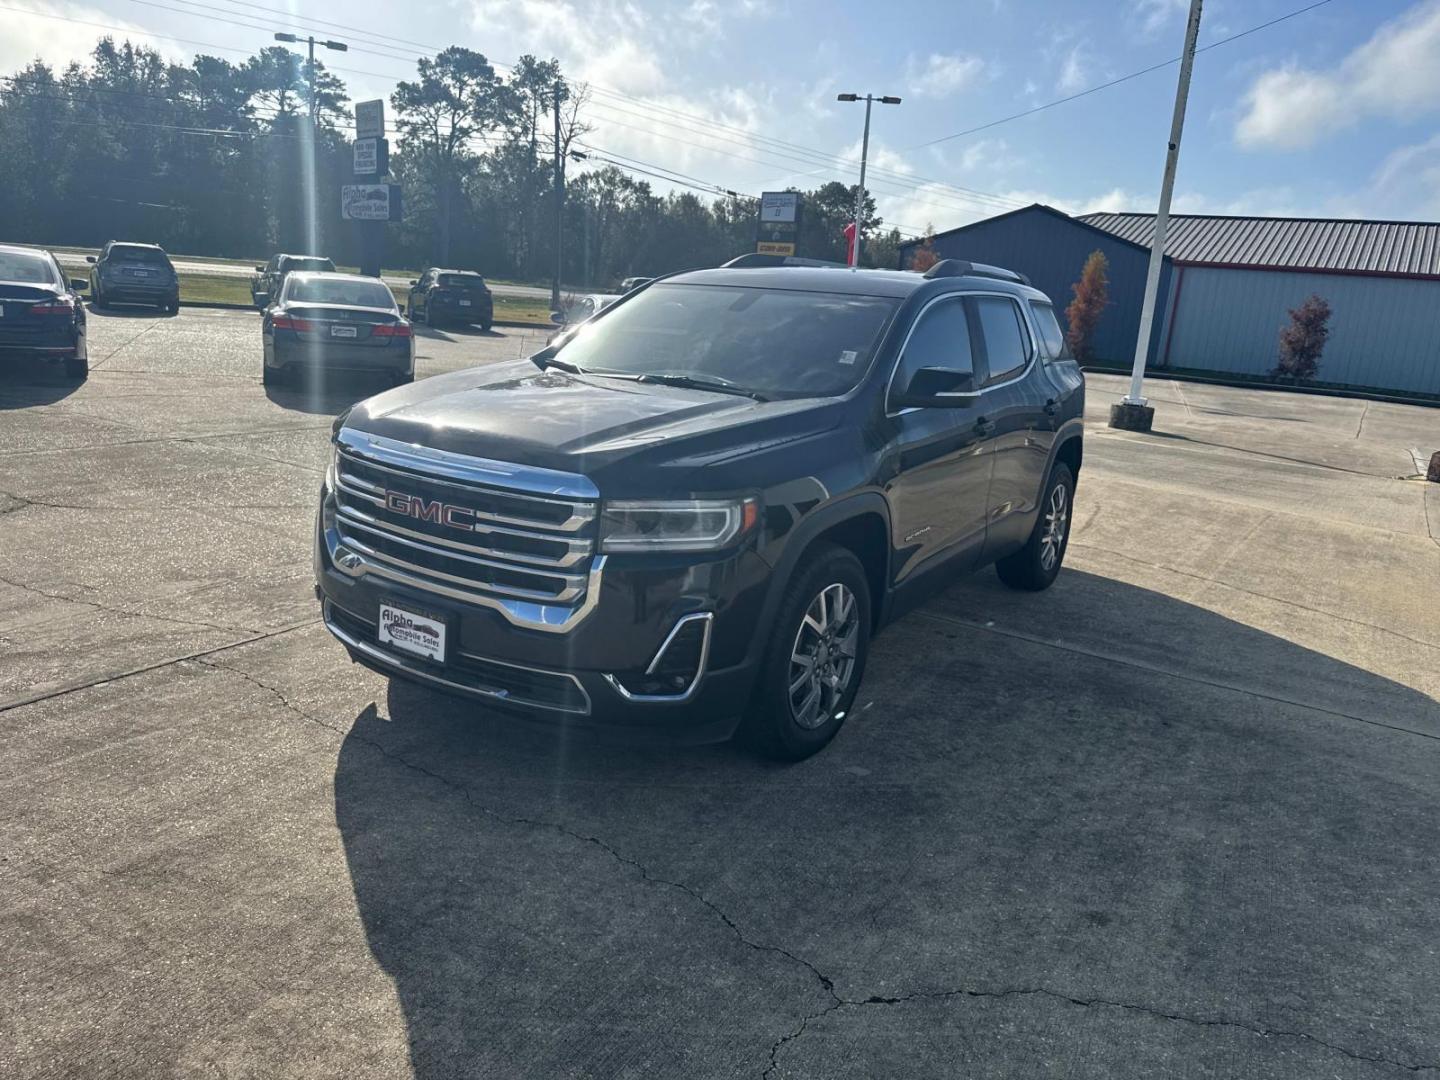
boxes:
[385,490,476,530]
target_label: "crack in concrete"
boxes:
[191,655,1440,1080]
[0,572,258,635]
[764,985,1440,1077]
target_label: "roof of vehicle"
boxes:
[0,243,54,258]
[662,264,1046,300]
[107,241,166,251]
[277,254,335,263]
[285,270,384,283]
[431,268,485,277]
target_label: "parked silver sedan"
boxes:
[261,272,414,388]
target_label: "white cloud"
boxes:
[1129,0,1188,39]
[1358,134,1440,218]
[904,53,985,98]
[1056,44,1090,94]
[1236,0,1440,150]
[1,2,169,73]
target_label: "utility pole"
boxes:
[1109,0,1203,433]
[273,32,346,122]
[837,93,901,266]
[273,32,347,256]
[552,82,565,311]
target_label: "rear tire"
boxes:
[262,362,284,388]
[480,319,493,332]
[996,462,1074,592]
[737,544,871,761]
[64,355,88,380]
[391,371,414,387]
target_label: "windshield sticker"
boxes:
[839,350,858,365]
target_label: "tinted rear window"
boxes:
[439,274,484,288]
[109,246,170,265]
[1029,300,1071,360]
[974,296,1031,380]
[283,258,335,273]
[286,277,395,308]
[0,250,58,284]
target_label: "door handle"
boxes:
[1044,398,1059,416]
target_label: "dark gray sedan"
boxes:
[261,272,414,388]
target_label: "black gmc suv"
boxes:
[315,257,1084,759]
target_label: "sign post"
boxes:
[755,191,802,257]
[348,100,393,279]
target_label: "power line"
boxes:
[912,0,1339,149]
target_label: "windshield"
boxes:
[109,246,169,265]
[285,277,395,308]
[439,273,483,288]
[552,283,898,399]
[0,250,57,284]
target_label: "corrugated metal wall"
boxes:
[1163,267,1440,395]
[905,208,1168,365]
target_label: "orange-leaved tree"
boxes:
[1065,250,1109,363]
[909,225,939,272]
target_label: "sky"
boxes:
[7,0,1440,237]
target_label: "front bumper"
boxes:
[314,481,768,741]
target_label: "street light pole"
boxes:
[837,93,901,267]
[1109,0,1203,433]
[272,32,348,122]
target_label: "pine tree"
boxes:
[1274,294,1331,381]
[1065,250,1108,363]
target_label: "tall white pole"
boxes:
[1122,0,1204,409]
[850,95,872,267]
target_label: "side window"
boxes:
[894,296,974,397]
[1028,300,1071,361]
[974,296,1031,382]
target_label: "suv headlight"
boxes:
[599,498,758,553]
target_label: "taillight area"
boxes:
[272,314,315,332]
[372,323,413,338]
[30,298,75,316]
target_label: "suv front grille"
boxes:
[328,430,601,626]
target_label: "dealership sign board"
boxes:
[756,191,802,256]
[352,137,388,176]
[341,183,402,222]
[354,99,385,140]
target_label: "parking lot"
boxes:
[3,305,1439,1078]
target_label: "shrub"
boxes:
[1274,294,1331,381]
[1065,250,1109,363]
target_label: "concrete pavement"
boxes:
[2,308,1438,1078]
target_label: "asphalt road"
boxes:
[48,246,557,301]
[3,307,1439,1079]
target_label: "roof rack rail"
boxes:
[922,259,1030,286]
[721,253,849,269]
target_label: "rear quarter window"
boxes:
[1029,300,1072,361]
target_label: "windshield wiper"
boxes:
[635,372,770,402]
[529,346,583,374]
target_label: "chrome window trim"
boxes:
[337,428,600,501]
[602,612,713,703]
[323,602,592,715]
[324,523,607,633]
[884,289,1040,418]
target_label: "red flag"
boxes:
[843,221,857,264]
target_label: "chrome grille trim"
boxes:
[326,428,603,633]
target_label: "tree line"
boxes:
[0,39,906,284]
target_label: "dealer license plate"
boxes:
[330,325,358,338]
[458,299,472,307]
[378,603,446,661]
[131,269,152,277]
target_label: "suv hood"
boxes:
[343,359,842,490]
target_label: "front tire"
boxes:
[738,545,871,761]
[996,462,1074,591]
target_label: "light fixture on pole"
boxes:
[1109,0,1203,433]
[273,32,348,121]
[837,93,901,267]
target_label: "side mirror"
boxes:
[70,279,88,291]
[549,310,566,325]
[85,255,97,264]
[894,366,980,408]
[409,280,420,287]
[255,265,265,273]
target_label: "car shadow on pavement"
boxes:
[412,325,457,343]
[333,569,1440,1078]
[85,304,174,319]
[0,361,85,405]
[264,374,396,415]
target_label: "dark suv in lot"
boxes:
[316,257,1084,759]
[88,242,179,313]
[406,269,493,330]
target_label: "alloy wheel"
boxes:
[1040,481,1069,572]
[788,582,861,730]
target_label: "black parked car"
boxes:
[406,269,493,330]
[0,244,89,378]
[251,254,336,310]
[87,241,179,313]
[316,256,1083,760]
[261,272,413,388]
